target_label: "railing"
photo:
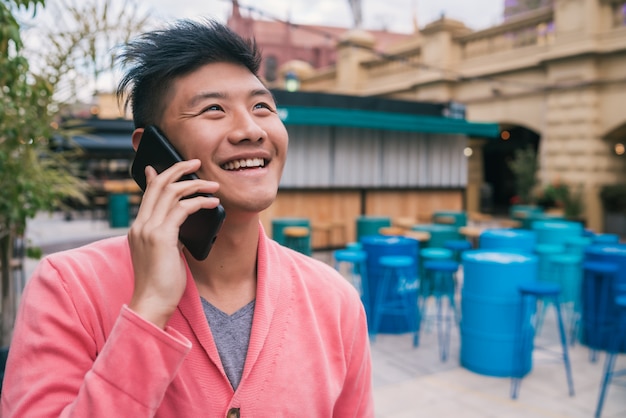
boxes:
[457,7,555,59]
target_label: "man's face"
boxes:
[157,62,288,216]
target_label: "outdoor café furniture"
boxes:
[460,250,537,377]
[422,259,460,362]
[371,255,419,347]
[444,239,473,263]
[333,249,369,315]
[345,242,362,251]
[581,258,622,361]
[479,229,537,254]
[283,226,311,255]
[564,235,592,257]
[411,223,460,248]
[531,220,584,246]
[535,243,565,283]
[594,295,626,418]
[419,248,453,299]
[378,226,407,236]
[510,281,575,400]
[393,216,416,230]
[549,253,583,344]
[459,225,483,248]
[581,244,626,358]
[510,205,543,229]
[360,235,419,334]
[403,230,431,243]
[272,217,310,248]
[432,211,467,228]
[356,215,391,242]
[311,221,347,249]
[593,233,621,244]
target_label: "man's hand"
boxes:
[127,159,220,328]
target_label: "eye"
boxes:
[254,102,276,113]
[200,104,223,114]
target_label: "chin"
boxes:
[228,194,277,214]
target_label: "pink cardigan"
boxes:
[1,225,373,417]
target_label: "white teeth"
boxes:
[222,158,266,170]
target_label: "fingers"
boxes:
[136,159,220,227]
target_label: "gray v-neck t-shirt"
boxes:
[200,298,255,390]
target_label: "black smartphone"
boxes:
[130,125,225,260]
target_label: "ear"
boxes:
[131,128,144,152]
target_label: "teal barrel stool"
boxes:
[333,249,369,315]
[510,281,575,399]
[371,255,420,347]
[356,216,391,242]
[283,226,312,256]
[532,220,583,246]
[510,205,544,230]
[461,250,537,377]
[108,193,130,228]
[419,248,453,300]
[479,229,537,254]
[564,236,592,258]
[432,211,467,228]
[535,253,583,345]
[272,218,310,246]
[423,259,460,361]
[412,224,460,248]
[534,243,565,284]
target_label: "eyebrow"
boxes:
[186,88,274,108]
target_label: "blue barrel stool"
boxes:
[371,255,420,347]
[333,249,369,316]
[361,235,419,333]
[594,295,626,418]
[345,242,362,251]
[461,251,537,377]
[510,281,575,399]
[444,239,473,263]
[423,259,460,361]
[593,234,620,245]
[479,229,537,254]
[582,260,620,362]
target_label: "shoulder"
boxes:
[264,238,361,307]
[42,235,132,276]
[32,236,134,304]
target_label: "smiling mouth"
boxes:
[221,158,267,171]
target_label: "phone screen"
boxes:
[130,125,225,260]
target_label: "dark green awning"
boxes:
[277,106,499,138]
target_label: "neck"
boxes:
[185,215,260,314]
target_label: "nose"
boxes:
[227,110,267,144]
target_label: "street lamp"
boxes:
[285,71,300,92]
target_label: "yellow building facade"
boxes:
[295,0,626,232]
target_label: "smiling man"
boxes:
[1,19,373,417]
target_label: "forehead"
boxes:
[171,62,266,100]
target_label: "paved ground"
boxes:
[19,212,626,417]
